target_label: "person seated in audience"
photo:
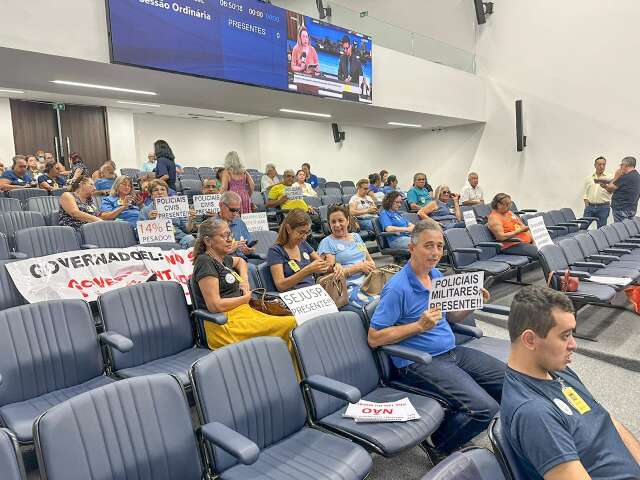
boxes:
[100,175,143,227]
[0,159,5,176]
[66,153,89,184]
[35,149,46,170]
[488,193,539,258]
[417,185,466,230]
[302,162,318,189]
[267,208,329,292]
[38,161,66,192]
[382,174,404,196]
[220,151,254,214]
[58,176,102,230]
[295,169,317,197]
[267,169,316,214]
[0,155,37,191]
[368,173,385,201]
[349,178,378,231]
[318,205,378,307]
[140,179,196,248]
[502,285,640,479]
[91,160,116,181]
[379,191,415,249]
[192,217,297,350]
[459,172,484,206]
[369,219,503,457]
[261,163,280,192]
[212,167,224,191]
[26,155,41,176]
[192,177,222,229]
[406,172,434,210]
[379,169,389,185]
[141,152,156,173]
[94,162,117,193]
[154,139,177,191]
[217,191,256,260]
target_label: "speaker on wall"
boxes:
[474,0,494,25]
[515,99,527,152]
[332,123,345,143]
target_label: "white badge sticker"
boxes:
[337,244,345,251]
[225,273,236,284]
[553,398,573,416]
[303,251,310,260]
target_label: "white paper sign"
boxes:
[527,216,554,248]
[279,285,338,324]
[155,195,189,219]
[137,220,176,244]
[585,275,632,286]
[344,397,421,423]
[463,209,477,226]
[241,212,269,232]
[284,186,303,201]
[193,194,221,215]
[428,271,484,312]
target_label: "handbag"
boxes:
[624,286,640,314]
[546,270,579,292]
[249,288,292,316]
[318,272,349,308]
[361,264,402,296]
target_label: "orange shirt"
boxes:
[489,210,532,249]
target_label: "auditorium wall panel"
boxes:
[0,98,16,164]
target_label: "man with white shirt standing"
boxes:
[583,156,612,228]
[459,172,484,206]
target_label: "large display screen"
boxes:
[106,0,372,103]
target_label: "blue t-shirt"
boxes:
[94,177,115,191]
[382,186,405,197]
[370,264,455,368]
[37,174,66,189]
[266,241,315,289]
[308,174,318,189]
[612,170,640,210]
[155,156,177,190]
[430,201,457,222]
[500,367,640,480]
[2,170,34,186]
[229,218,253,259]
[101,195,140,227]
[406,186,432,207]
[318,233,367,285]
[378,209,410,237]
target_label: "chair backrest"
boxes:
[6,188,48,206]
[197,167,215,178]
[142,241,182,250]
[489,417,529,480]
[421,448,506,480]
[98,282,195,371]
[341,186,357,195]
[0,211,46,249]
[292,312,380,419]
[120,168,140,179]
[14,226,80,257]
[315,186,325,196]
[541,212,561,237]
[323,187,342,197]
[341,194,352,204]
[612,222,631,241]
[80,221,137,248]
[519,212,542,226]
[257,262,278,291]
[339,180,355,188]
[0,233,10,260]
[0,197,23,212]
[191,337,306,473]
[182,166,199,176]
[550,210,568,226]
[559,207,577,223]
[26,196,60,217]
[402,212,420,225]
[538,244,570,281]
[601,224,622,245]
[321,194,342,205]
[251,191,265,209]
[0,300,102,406]
[304,195,322,208]
[622,219,639,236]
[46,211,59,226]
[372,217,390,250]
[0,260,26,310]
[0,428,24,480]
[251,229,277,258]
[587,229,611,251]
[34,375,202,480]
[178,178,202,194]
[444,228,479,268]
[324,181,340,189]
[574,233,599,258]
[317,177,327,186]
[467,223,495,245]
[472,204,491,220]
[558,237,585,266]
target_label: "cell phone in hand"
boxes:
[246,240,258,248]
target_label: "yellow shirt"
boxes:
[268,183,309,211]
[584,171,613,204]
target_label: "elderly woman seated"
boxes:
[417,184,466,230]
[58,176,102,230]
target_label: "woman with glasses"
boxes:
[140,179,196,248]
[417,184,465,230]
[379,191,415,249]
[192,217,296,350]
[487,193,539,258]
[349,178,378,231]
[267,209,329,292]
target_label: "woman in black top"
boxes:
[153,139,177,191]
[192,217,296,350]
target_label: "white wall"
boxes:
[0,98,15,165]
[106,108,137,168]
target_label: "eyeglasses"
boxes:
[217,232,233,240]
[222,203,241,214]
[441,191,450,195]
[151,188,166,193]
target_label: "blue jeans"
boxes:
[583,204,610,228]
[388,235,411,249]
[397,346,505,453]
[612,207,636,223]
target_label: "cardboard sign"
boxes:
[241,212,269,232]
[527,216,554,248]
[155,195,189,219]
[137,220,176,244]
[284,186,303,201]
[463,209,477,226]
[193,194,221,215]
[279,285,338,324]
[428,271,484,312]
[344,397,421,423]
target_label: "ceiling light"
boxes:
[117,100,160,107]
[388,121,422,128]
[279,108,331,118]
[51,80,157,96]
[215,110,250,117]
[0,88,24,94]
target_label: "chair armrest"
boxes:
[552,270,591,279]
[603,248,631,255]
[378,231,399,238]
[572,261,607,269]
[452,247,482,254]
[587,254,619,262]
[615,242,638,249]
[200,422,259,465]
[504,237,523,243]
[380,344,433,365]
[579,216,598,222]
[449,323,483,339]
[81,243,99,249]
[546,226,568,232]
[0,373,2,385]
[481,303,511,316]
[518,208,537,213]
[98,331,134,352]
[303,374,361,404]
[193,309,227,325]
[10,252,28,259]
[477,242,502,252]
[621,238,640,244]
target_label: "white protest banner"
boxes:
[241,212,269,232]
[527,216,554,248]
[279,285,338,325]
[284,186,303,201]
[193,194,221,215]
[463,209,477,226]
[155,195,189,219]
[137,220,176,244]
[428,271,484,312]
[145,248,194,304]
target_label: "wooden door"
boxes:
[10,100,58,158]
[60,105,110,174]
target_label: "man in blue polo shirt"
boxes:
[501,285,640,479]
[368,220,505,456]
[0,155,36,192]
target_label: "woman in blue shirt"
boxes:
[37,161,66,192]
[417,185,465,230]
[94,162,117,193]
[267,209,329,292]
[100,175,143,227]
[379,191,415,249]
[318,205,378,307]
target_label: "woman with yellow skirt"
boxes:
[192,217,296,350]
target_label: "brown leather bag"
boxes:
[361,264,402,296]
[546,270,579,292]
[249,288,293,316]
[318,273,349,308]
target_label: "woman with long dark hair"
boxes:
[153,139,177,190]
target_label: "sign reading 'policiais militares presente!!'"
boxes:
[428,271,484,312]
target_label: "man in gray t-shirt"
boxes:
[501,286,640,479]
[602,156,640,222]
